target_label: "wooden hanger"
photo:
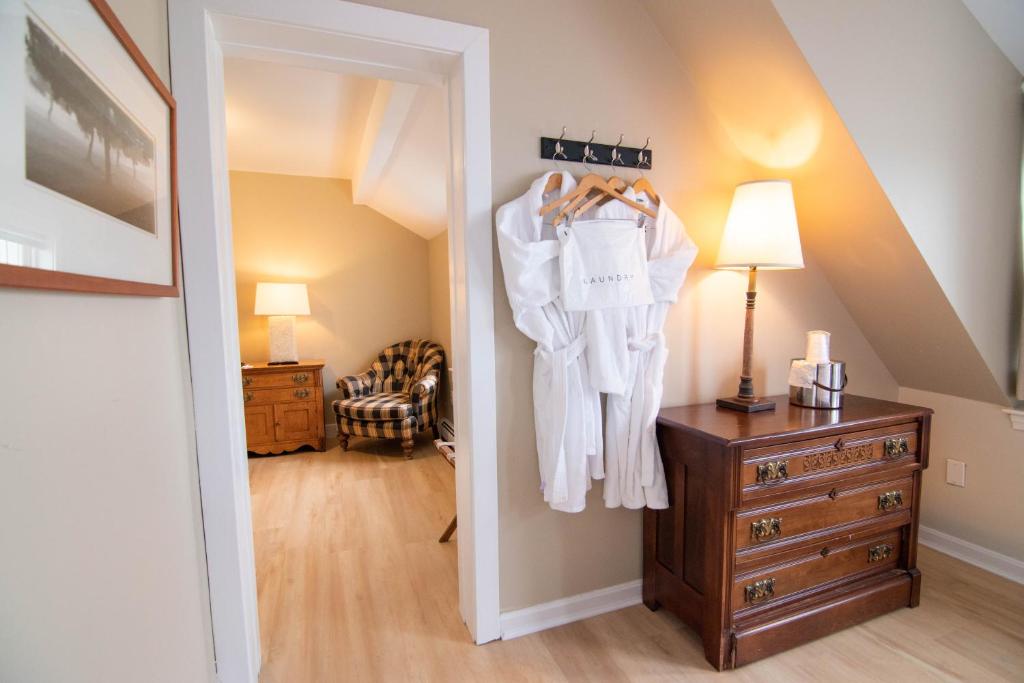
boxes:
[539,172,605,217]
[543,172,564,195]
[631,176,659,205]
[572,176,627,217]
[550,174,657,225]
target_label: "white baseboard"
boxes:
[500,579,642,640]
[918,525,1024,585]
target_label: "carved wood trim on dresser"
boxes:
[242,361,326,455]
[644,394,932,670]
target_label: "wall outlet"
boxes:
[945,459,966,487]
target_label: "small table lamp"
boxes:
[715,180,804,412]
[254,282,310,365]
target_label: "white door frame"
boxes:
[168,3,498,681]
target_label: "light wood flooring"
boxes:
[249,439,1024,682]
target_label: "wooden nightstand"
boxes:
[241,360,326,455]
[645,394,932,670]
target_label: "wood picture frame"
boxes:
[0,0,179,297]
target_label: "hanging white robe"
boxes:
[495,172,604,513]
[586,191,698,509]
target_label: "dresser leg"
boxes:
[907,567,922,607]
[402,439,414,458]
[339,434,349,451]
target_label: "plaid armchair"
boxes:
[333,339,445,457]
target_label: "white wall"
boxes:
[0,1,215,681]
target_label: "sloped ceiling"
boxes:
[641,0,1010,404]
[223,58,449,239]
[962,0,1024,75]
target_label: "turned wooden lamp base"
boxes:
[717,267,777,413]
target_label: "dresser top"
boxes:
[242,360,325,373]
[658,394,931,447]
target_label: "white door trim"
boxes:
[168,3,499,681]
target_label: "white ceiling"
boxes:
[224,58,449,239]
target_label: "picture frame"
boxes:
[0,0,179,296]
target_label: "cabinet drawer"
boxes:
[243,385,321,406]
[732,530,902,614]
[740,424,918,504]
[242,369,319,389]
[735,477,913,555]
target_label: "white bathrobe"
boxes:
[496,172,604,513]
[583,191,698,509]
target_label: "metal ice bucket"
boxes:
[789,360,847,409]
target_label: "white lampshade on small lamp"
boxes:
[254,282,310,365]
[715,180,804,412]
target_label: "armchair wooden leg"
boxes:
[402,438,414,458]
[432,424,440,439]
[339,433,349,451]
[439,515,457,543]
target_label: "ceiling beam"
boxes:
[351,81,419,205]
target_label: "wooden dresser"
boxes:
[242,360,326,455]
[645,395,932,670]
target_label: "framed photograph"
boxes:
[0,0,178,296]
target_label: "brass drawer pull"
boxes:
[244,391,254,403]
[744,578,776,604]
[877,490,904,511]
[243,375,253,387]
[868,543,893,563]
[820,546,831,557]
[883,437,909,458]
[294,388,310,399]
[756,459,789,484]
[751,518,782,542]
[292,373,309,384]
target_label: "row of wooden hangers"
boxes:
[539,171,660,225]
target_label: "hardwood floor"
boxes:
[250,440,1024,682]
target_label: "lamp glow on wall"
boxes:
[254,282,310,365]
[715,180,804,412]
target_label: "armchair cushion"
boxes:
[337,371,375,399]
[334,392,413,421]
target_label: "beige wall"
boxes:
[362,0,897,611]
[773,0,1023,401]
[0,1,215,681]
[428,231,453,421]
[900,388,1024,562]
[230,172,434,421]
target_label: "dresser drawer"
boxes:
[732,529,902,614]
[242,369,319,389]
[740,424,919,504]
[243,385,321,406]
[735,477,913,556]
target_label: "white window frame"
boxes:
[168,2,498,681]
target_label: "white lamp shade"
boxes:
[715,180,804,270]
[254,282,310,316]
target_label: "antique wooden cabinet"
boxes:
[242,360,326,455]
[644,395,932,670]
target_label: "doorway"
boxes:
[168,2,498,680]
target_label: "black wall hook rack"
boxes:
[540,134,653,169]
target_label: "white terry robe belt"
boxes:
[534,332,589,505]
[627,332,662,489]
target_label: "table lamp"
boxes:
[715,180,804,412]
[254,282,310,365]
